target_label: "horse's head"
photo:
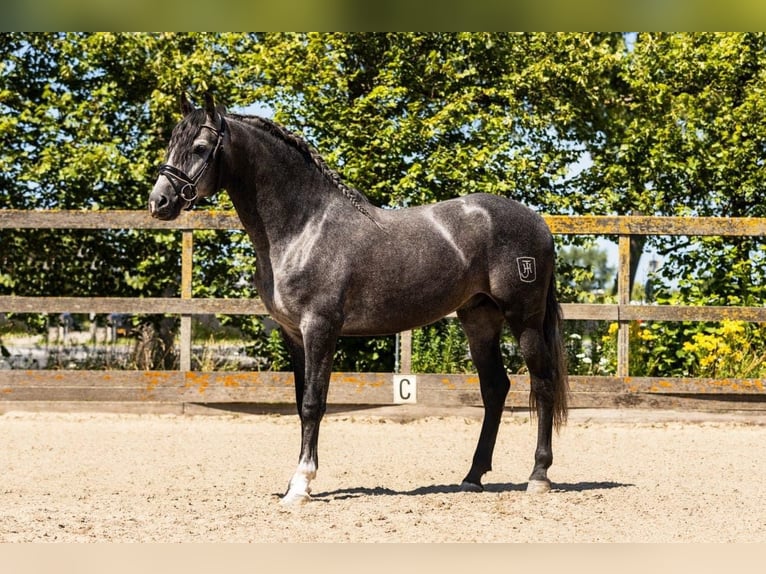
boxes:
[149,93,227,220]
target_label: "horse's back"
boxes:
[378,192,549,238]
[388,193,554,265]
[451,193,552,245]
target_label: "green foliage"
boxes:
[623,318,766,379]
[556,242,617,376]
[0,32,248,340]
[556,240,616,303]
[412,320,472,374]
[242,32,628,211]
[334,337,396,372]
[263,329,291,372]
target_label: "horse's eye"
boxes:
[193,144,207,155]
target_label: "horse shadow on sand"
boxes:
[293,480,633,502]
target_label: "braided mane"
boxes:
[230,114,378,225]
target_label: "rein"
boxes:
[158,114,227,210]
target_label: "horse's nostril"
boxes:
[149,191,172,217]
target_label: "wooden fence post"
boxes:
[617,234,631,377]
[180,230,193,372]
[399,330,412,373]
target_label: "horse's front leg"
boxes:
[280,328,306,413]
[281,316,339,505]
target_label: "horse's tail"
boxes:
[530,270,570,431]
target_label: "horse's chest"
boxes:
[270,279,298,320]
[258,235,350,328]
[263,269,322,327]
[252,263,297,328]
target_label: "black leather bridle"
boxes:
[158,114,227,210]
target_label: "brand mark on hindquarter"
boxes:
[516,257,537,283]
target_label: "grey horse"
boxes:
[149,94,569,504]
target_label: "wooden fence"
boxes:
[1,210,766,412]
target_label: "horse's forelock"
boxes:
[168,109,208,163]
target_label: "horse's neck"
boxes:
[224,119,347,256]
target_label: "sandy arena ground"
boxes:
[1,405,764,542]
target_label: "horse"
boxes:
[149,93,569,505]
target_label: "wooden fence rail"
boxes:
[2,210,766,412]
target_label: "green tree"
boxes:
[585,33,766,298]
[0,33,252,365]
[235,32,627,212]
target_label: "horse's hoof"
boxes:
[280,491,312,506]
[526,479,551,494]
[460,480,484,493]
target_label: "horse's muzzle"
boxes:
[148,185,181,221]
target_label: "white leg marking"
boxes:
[281,461,316,505]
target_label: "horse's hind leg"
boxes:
[457,299,509,492]
[517,325,556,494]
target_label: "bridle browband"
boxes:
[158,113,227,210]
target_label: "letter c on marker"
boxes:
[399,378,411,400]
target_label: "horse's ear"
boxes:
[204,91,216,118]
[179,93,194,117]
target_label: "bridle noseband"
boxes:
[158,114,227,210]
